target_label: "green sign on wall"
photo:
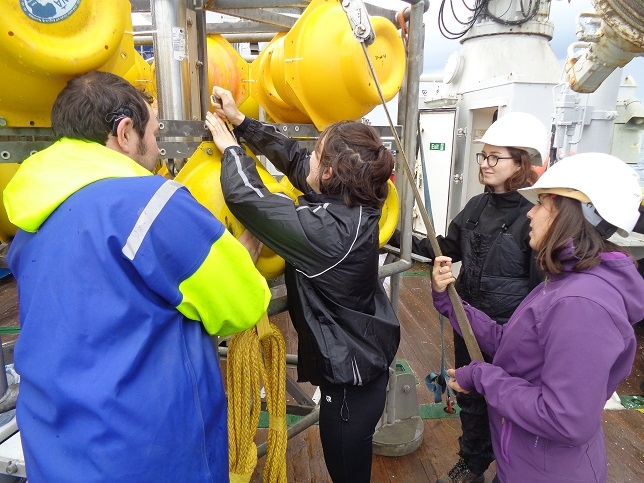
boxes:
[429,143,445,151]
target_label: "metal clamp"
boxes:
[341,0,375,46]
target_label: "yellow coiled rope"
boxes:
[261,322,287,482]
[228,313,288,482]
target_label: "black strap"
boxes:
[465,192,490,230]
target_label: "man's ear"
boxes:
[322,166,333,180]
[115,117,135,154]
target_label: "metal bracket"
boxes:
[341,0,375,46]
[0,122,401,162]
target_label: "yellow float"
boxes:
[0,0,153,127]
[175,142,296,280]
[250,0,406,130]
[176,145,398,279]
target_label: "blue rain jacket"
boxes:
[3,138,270,482]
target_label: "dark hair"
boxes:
[316,121,394,208]
[51,71,153,145]
[535,195,630,274]
[479,146,538,191]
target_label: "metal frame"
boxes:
[0,0,428,462]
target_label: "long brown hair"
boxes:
[535,195,630,274]
[479,147,538,191]
[316,121,394,208]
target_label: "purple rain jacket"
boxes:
[433,246,644,482]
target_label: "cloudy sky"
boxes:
[366,0,644,101]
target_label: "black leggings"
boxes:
[318,371,389,483]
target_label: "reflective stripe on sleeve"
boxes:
[122,180,183,261]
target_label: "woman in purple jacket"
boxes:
[431,152,644,482]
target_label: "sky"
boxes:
[365,0,644,105]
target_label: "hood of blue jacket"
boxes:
[3,138,152,233]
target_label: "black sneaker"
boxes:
[436,459,485,483]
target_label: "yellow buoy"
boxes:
[0,0,152,127]
[175,142,296,280]
[250,0,406,130]
[205,35,251,109]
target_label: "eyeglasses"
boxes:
[476,152,514,167]
[105,106,133,136]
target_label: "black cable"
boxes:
[438,0,488,40]
[484,0,541,26]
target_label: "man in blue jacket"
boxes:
[3,71,271,482]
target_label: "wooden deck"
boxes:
[0,265,642,482]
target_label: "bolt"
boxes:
[6,462,17,474]
[196,60,204,68]
[357,25,366,34]
[294,126,299,132]
[403,385,411,393]
[187,18,193,28]
[205,148,213,155]
[0,116,6,127]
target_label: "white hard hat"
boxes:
[519,153,642,237]
[480,112,550,165]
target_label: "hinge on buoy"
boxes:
[341,0,375,46]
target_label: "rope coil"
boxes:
[228,313,287,482]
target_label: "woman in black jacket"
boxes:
[400,112,548,483]
[206,86,400,483]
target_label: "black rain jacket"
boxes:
[405,190,541,323]
[220,118,400,386]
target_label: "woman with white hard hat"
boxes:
[397,111,549,483]
[432,152,644,483]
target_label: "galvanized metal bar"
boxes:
[206,0,308,8]
[0,142,55,164]
[0,338,7,400]
[285,377,317,408]
[195,7,210,120]
[156,119,400,139]
[221,32,279,42]
[281,403,320,416]
[206,21,286,34]
[0,128,53,137]
[216,8,298,29]
[256,406,320,459]
[130,0,151,12]
[157,142,202,159]
[152,0,191,122]
[158,119,211,137]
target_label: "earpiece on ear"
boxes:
[105,106,134,136]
